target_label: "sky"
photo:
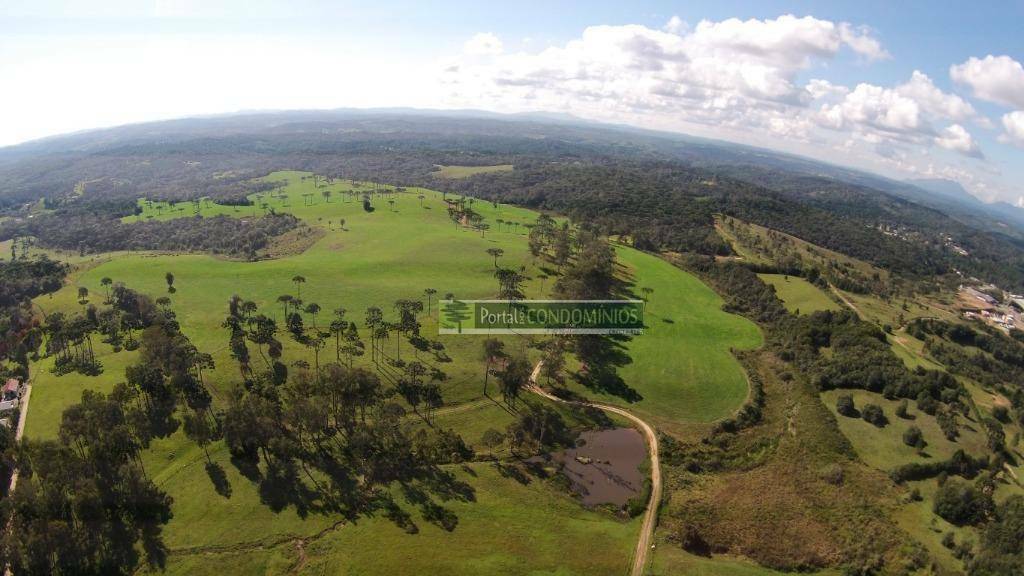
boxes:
[2,1,1024,204]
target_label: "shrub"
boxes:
[861,403,887,427]
[836,394,857,417]
[916,391,938,416]
[991,405,1009,422]
[933,479,993,526]
[937,409,959,441]
[983,419,1005,453]
[480,428,506,449]
[820,464,844,485]
[895,399,909,419]
[903,426,924,448]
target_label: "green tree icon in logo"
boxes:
[442,300,472,334]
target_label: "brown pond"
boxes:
[537,427,646,507]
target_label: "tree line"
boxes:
[0,212,302,260]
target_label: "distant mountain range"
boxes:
[2,107,1022,238]
[895,178,1024,235]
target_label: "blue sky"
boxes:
[2,1,1023,202]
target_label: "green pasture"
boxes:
[758,274,840,314]
[26,170,764,573]
[431,164,514,178]
[559,247,763,434]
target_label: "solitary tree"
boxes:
[292,275,306,298]
[165,272,176,293]
[183,409,216,462]
[482,338,505,396]
[903,425,924,449]
[423,288,437,315]
[486,248,505,267]
[277,294,293,319]
[836,394,856,417]
[499,355,531,408]
[100,277,113,303]
[305,302,322,330]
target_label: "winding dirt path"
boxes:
[829,284,863,319]
[527,363,661,576]
[7,376,32,493]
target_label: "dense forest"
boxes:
[0,257,67,376]
[0,212,302,260]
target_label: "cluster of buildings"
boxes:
[959,285,1023,331]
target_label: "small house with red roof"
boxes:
[2,379,19,401]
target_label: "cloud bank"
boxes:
[442,15,1022,201]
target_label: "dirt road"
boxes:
[7,377,31,493]
[527,363,661,576]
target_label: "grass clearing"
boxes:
[836,289,957,329]
[651,547,841,576]
[758,274,840,314]
[554,247,763,435]
[432,164,513,178]
[821,389,989,471]
[716,216,887,281]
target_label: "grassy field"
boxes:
[836,289,958,329]
[820,389,991,471]
[651,547,841,576]
[757,274,840,314]
[432,164,513,178]
[716,216,888,282]
[26,170,767,574]
[554,247,763,435]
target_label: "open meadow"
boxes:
[25,171,764,574]
[757,274,840,314]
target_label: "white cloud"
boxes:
[935,124,983,158]
[814,71,986,150]
[436,18,1024,200]
[463,32,503,56]
[951,55,1024,109]
[805,79,848,100]
[1001,111,1024,146]
[897,71,977,122]
[446,15,889,125]
[663,15,686,34]
[837,22,890,61]
[817,83,925,135]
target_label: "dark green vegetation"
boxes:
[907,318,1024,396]
[4,211,304,260]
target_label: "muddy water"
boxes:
[546,427,646,507]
